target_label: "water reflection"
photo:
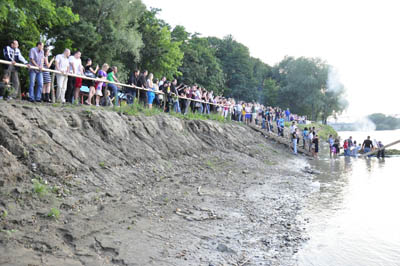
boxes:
[297,146,400,266]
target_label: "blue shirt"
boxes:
[29,47,44,68]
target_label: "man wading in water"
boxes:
[362,136,374,157]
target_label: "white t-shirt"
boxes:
[55,54,70,72]
[69,55,82,75]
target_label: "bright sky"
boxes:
[143,0,400,119]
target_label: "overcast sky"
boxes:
[142,0,400,119]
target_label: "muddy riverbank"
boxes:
[0,102,316,266]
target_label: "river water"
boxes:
[296,130,400,266]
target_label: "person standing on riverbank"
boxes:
[54,49,70,103]
[312,134,319,158]
[3,40,29,99]
[292,128,298,154]
[28,42,44,102]
[42,47,54,102]
[66,50,83,103]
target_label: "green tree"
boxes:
[208,35,254,100]
[52,0,145,80]
[273,56,327,120]
[0,0,78,56]
[173,27,225,94]
[137,8,183,80]
[368,113,400,130]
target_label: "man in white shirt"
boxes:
[290,121,297,134]
[65,50,83,103]
[55,49,71,103]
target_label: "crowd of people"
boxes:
[1,40,311,122]
[1,39,387,160]
[334,135,385,158]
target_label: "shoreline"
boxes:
[0,102,317,265]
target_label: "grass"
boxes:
[32,178,49,198]
[99,162,106,168]
[1,209,7,219]
[0,229,18,236]
[47,208,61,220]
[205,159,216,169]
[285,121,338,140]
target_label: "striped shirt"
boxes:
[3,46,28,64]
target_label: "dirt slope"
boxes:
[0,103,312,266]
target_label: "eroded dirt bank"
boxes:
[0,103,313,266]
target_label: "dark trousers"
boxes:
[65,77,76,103]
[5,65,20,98]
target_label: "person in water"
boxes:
[328,134,334,158]
[377,141,385,159]
[362,136,374,157]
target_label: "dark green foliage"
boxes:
[368,113,400,130]
[272,56,347,122]
[1,0,346,120]
[137,8,183,80]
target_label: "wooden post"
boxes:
[50,72,55,103]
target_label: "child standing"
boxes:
[95,63,108,107]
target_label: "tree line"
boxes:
[0,0,347,122]
[368,113,400,130]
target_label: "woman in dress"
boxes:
[42,47,55,102]
[83,58,98,105]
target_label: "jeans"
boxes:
[29,70,43,101]
[184,100,190,114]
[364,147,371,157]
[261,118,266,129]
[199,103,203,114]
[173,101,181,113]
[6,65,20,97]
[108,83,119,106]
[293,139,297,154]
[206,104,210,114]
[126,89,136,104]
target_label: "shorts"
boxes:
[245,114,251,119]
[75,78,82,88]
[95,89,103,96]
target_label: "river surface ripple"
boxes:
[296,133,400,266]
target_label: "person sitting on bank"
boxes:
[3,40,29,99]
[0,73,12,100]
